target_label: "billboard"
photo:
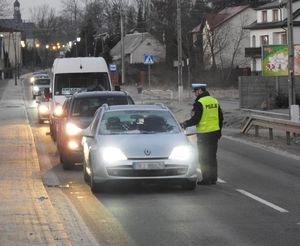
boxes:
[262,45,300,76]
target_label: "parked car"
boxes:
[56,91,134,169]
[31,73,50,99]
[81,104,199,192]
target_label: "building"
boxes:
[192,5,256,70]
[0,0,35,46]
[110,32,166,64]
[245,0,300,74]
[0,26,22,79]
[0,0,36,78]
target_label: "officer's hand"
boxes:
[180,122,186,130]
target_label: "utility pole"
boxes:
[120,6,125,84]
[287,0,298,121]
[177,0,183,102]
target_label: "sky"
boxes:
[11,0,63,21]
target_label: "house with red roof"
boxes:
[244,0,300,74]
[192,5,256,71]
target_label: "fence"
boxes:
[239,76,300,109]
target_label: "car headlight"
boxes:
[102,147,127,164]
[66,122,82,136]
[33,86,39,92]
[68,140,80,150]
[30,77,35,83]
[54,104,63,116]
[169,145,193,161]
[38,104,49,114]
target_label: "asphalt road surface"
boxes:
[21,75,300,246]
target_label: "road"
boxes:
[20,75,300,245]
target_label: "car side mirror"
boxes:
[82,128,94,138]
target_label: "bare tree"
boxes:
[30,5,59,45]
[203,20,230,70]
[61,0,84,37]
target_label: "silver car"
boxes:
[82,104,200,192]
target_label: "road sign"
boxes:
[144,54,154,65]
[109,64,117,72]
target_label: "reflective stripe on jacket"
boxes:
[196,96,220,133]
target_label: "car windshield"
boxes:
[34,79,50,85]
[54,72,110,95]
[98,110,180,135]
[71,96,131,117]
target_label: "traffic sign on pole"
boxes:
[144,54,154,65]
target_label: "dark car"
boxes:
[56,91,135,169]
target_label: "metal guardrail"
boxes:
[241,114,300,145]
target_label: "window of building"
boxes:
[273,9,279,21]
[282,33,287,44]
[262,10,268,22]
[260,35,269,45]
[252,35,256,47]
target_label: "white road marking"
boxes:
[297,223,300,226]
[236,189,289,213]
[217,178,226,183]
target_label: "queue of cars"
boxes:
[31,57,200,192]
[55,91,134,169]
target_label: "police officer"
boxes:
[181,83,223,185]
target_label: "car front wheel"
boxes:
[90,175,100,193]
[83,164,90,183]
[181,181,196,191]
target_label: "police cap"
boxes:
[192,83,207,92]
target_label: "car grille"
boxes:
[106,165,188,177]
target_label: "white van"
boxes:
[49,57,113,140]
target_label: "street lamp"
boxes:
[76,37,81,57]
[0,34,3,80]
[21,40,25,48]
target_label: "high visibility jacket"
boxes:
[196,96,220,133]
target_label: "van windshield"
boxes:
[35,79,50,85]
[54,73,110,95]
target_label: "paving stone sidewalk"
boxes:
[0,79,71,245]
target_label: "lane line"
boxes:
[217,178,226,183]
[236,189,289,213]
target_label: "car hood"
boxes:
[96,133,192,159]
[71,117,93,129]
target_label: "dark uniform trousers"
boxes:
[197,131,220,183]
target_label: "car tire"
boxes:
[83,164,90,183]
[90,175,100,193]
[181,181,196,191]
[60,152,74,170]
[50,123,56,141]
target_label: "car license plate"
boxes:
[133,162,165,170]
